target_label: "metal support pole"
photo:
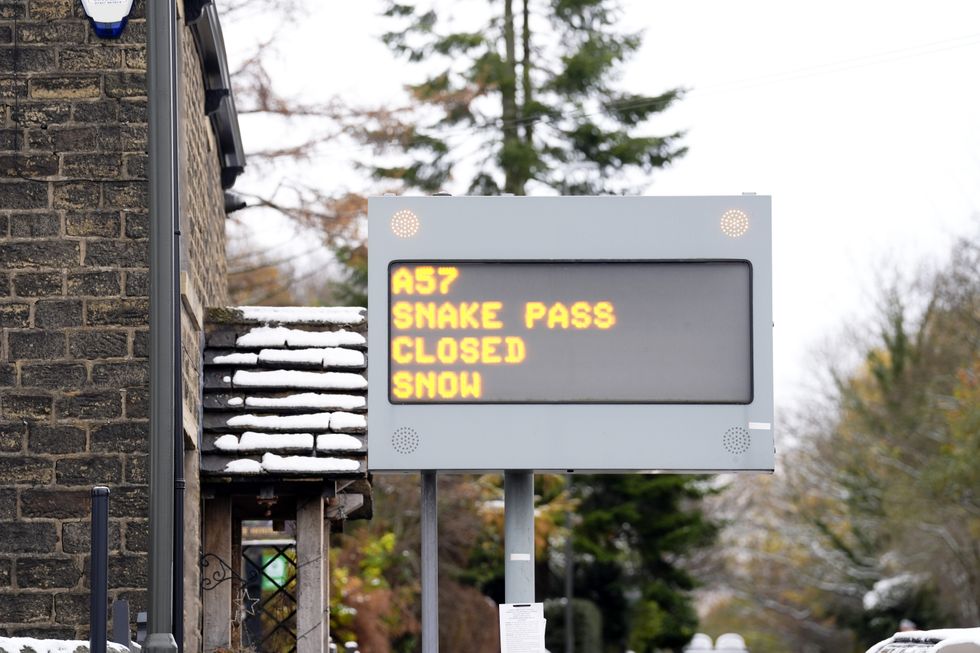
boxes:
[147,0,179,648]
[90,487,110,653]
[564,474,574,653]
[504,471,535,604]
[421,471,439,653]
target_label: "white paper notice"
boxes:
[499,602,546,653]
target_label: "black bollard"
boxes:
[90,486,110,653]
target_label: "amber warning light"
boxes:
[387,260,753,404]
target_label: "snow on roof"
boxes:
[0,639,130,653]
[236,326,365,348]
[232,370,367,390]
[239,431,314,452]
[212,352,259,365]
[258,347,365,368]
[245,393,365,410]
[204,306,368,485]
[261,452,361,473]
[316,433,362,451]
[236,306,365,325]
[329,412,367,431]
[225,412,333,430]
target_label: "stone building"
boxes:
[2,2,371,650]
[0,0,241,646]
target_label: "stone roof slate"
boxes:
[202,306,368,481]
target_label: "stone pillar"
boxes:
[296,497,325,653]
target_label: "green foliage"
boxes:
[369,0,686,195]
[573,475,718,651]
[544,598,603,653]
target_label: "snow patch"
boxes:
[239,431,314,451]
[236,327,365,348]
[245,393,365,410]
[237,306,365,325]
[213,434,239,451]
[226,412,332,430]
[258,347,365,368]
[0,639,129,653]
[212,352,258,365]
[222,376,230,383]
[316,433,362,451]
[261,452,361,473]
[232,370,367,390]
[329,412,367,431]
[863,573,922,611]
[227,397,244,406]
[224,459,263,474]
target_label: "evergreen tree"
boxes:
[367,0,686,195]
[573,475,717,652]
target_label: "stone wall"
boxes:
[0,0,230,644]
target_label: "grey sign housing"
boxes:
[368,196,774,473]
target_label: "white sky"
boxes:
[225,1,980,410]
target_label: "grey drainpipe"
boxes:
[146,0,179,648]
[173,233,185,653]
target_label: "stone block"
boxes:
[27,423,85,455]
[62,519,120,554]
[0,153,59,177]
[121,517,148,552]
[0,181,48,210]
[104,72,146,99]
[16,557,81,589]
[0,592,52,623]
[0,242,79,269]
[122,212,148,239]
[0,422,26,452]
[108,553,146,588]
[72,101,117,124]
[0,521,58,553]
[67,270,121,296]
[0,46,55,71]
[20,487,90,518]
[29,75,100,99]
[124,387,147,418]
[91,421,147,453]
[1,393,53,419]
[8,330,65,359]
[68,330,127,358]
[56,455,122,485]
[35,298,83,327]
[66,211,120,237]
[86,298,148,326]
[84,240,147,268]
[56,390,122,419]
[123,454,146,484]
[21,362,87,388]
[62,153,122,178]
[53,181,100,209]
[59,47,121,71]
[123,270,148,297]
[103,181,147,209]
[91,361,147,387]
[12,271,62,297]
[10,102,71,127]
[0,302,32,328]
[0,456,53,484]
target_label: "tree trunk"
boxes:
[501,0,522,195]
[522,0,533,148]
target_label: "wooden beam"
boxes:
[202,496,232,652]
[296,497,325,653]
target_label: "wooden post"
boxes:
[202,496,232,652]
[296,497,325,653]
[323,519,331,652]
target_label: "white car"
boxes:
[867,628,980,653]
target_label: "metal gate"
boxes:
[242,540,298,653]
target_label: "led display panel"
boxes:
[388,261,752,404]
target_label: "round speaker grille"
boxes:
[723,427,751,455]
[392,427,419,454]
